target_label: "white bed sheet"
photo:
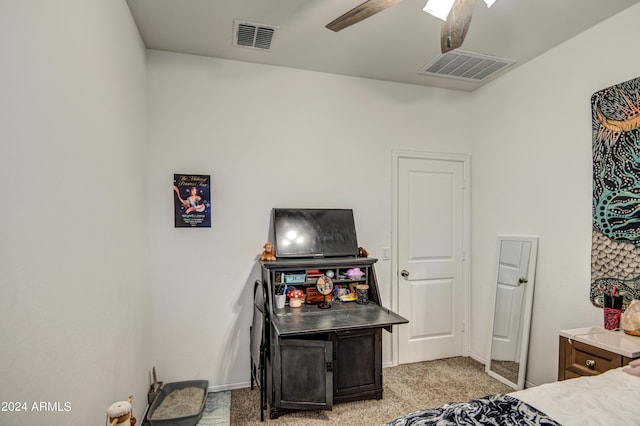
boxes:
[510,367,640,426]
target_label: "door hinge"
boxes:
[461,322,466,333]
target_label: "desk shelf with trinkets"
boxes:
[258,256,408,419]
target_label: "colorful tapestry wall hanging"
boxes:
[591,76,640,308]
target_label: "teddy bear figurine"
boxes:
[260,242,277,261]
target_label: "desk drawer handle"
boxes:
[586,359,596,368]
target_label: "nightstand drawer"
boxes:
[565,339,622,376]
[558,336,637,380]
[558,329,640,381]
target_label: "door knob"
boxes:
[401,270,410,279]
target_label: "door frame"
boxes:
[390,150,471,366]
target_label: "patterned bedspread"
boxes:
[383,394,561,426]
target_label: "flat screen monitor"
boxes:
[272,208,358,258]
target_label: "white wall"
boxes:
[469,4,640,385]
[146,51,472,388]
[0,1,149,425]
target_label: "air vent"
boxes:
[233,20,277,51]
[418,50,515,82]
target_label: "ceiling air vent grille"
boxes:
[418,50,515,82]
[233,20,277,51]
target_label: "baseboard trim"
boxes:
[468,351,486,366]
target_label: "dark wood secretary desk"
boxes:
[257,256,408,419]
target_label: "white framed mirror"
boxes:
[485,235,538,390]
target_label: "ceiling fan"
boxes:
[326,0,488,54]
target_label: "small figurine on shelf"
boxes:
[260,242,277,261]
[287,288,304,308]
[358,246,369,257]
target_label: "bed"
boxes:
[384,366,640,425]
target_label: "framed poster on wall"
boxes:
[173,173,211,228]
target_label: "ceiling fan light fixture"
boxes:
[483,0,496,7]
[423,0,456,21]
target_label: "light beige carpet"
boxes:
[230,357,513,425]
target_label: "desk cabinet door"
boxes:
[333,328,382,401]
[274,338,333,411]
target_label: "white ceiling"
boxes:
[126,0,639,91]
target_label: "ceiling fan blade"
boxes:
[326,0,404,32]
[440,0,475,53]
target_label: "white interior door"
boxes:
[491,240,531,361]
[395,154,468,364]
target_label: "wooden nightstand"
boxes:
[558,327,640,380]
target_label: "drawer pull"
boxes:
[586,359,596,368]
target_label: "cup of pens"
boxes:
[604,287,623,330]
